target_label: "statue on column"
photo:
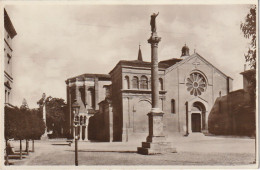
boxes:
[150,12,159,33]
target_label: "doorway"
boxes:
[191,113,201,132]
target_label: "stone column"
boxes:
[205,111,209,133]
[84,125,88,141]
[84,79,88,107]
[137,14,176,154]
[42,102,48,137]
[150,34,160,110]
[43,103,46,126]
[188,111,192,133]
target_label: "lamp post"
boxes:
[72,99,80,166]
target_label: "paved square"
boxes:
[8,135,256,167]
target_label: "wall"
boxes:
[164,55,230,135]
[110,65,123,141]
[4,28,13,104]
[120,66,165,141]
[208,89,255,136]
[88,100,113,141]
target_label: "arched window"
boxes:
[75,116,79,125]
[124,76,130,89]
[159,78,163,90]
[84,116,86,124]
[88,88,95,109]
[140,76,148,89]
[132,76,139,89]
[171,99,175,114]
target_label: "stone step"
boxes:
[146,136,167,142]
[137,146,177,155]
[142,142,172,149]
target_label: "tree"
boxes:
[45,97,67,137]
[240,5,256,69]
[26,108,45,152]
[5,106,27,159]
[5,104,45,159]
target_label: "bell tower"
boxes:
[181,44,190,58]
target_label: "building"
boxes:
[208,68,256,136]
[65,44,233,142]
[4,9,17,107]
[65,74,111,139]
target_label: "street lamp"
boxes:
[72,99,80,166]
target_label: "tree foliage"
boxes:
[5,106,45,140]
[45,97,67,135]
[240,5,256,69]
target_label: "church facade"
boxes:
[65,45,233,142]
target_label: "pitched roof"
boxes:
[165,53,232,79]
[109,59,171,74]
[159,58,183,68]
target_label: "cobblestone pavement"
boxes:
[7,134,257,167]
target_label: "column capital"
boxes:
[148,34,161,45]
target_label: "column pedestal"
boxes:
[137,111,176,155]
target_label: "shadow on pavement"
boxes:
[65,150,137,153]
[52,144,71,146]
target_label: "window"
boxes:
[132,76,139,89]
[186,72,207,96]
[171,99,175,113]
[159,78,163,90]
[124,76,130,89]
[84,116,87,124]
[140,76,148,89]
[88,88,95,109]
[7,54,11,64]
[80,116,83,125]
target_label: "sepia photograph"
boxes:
[2,0,258,168]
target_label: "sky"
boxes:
[5,4,253,108]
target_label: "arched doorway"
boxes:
[188,101,207,134]
[133,100,151,133]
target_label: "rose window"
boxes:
[186,72,207,96]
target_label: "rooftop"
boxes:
[109,58,180,74]
[66,73,111,83]
[4,9,17,39]
[159,58,183,68]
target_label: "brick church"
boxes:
[65,44,233,142]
